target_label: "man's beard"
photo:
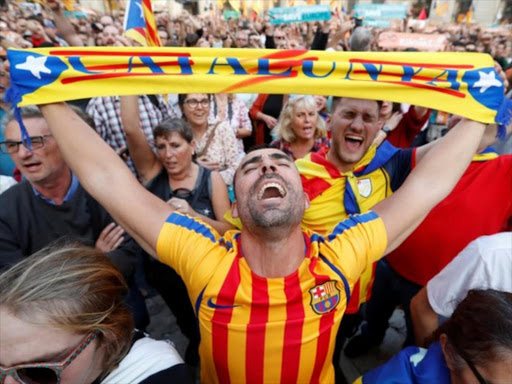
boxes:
[245,173,304,229]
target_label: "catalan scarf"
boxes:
[300,141,398,215]
[473,146,499,162]
[5,49,512,147]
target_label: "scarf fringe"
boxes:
[5,85,32,150]
[495,97,512,141]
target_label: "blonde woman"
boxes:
[0,244,194,384]
[270,95,329,160]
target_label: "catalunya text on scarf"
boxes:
[6,47,512,138]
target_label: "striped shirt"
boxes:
[296,147,413,313]
[157,211,387,383]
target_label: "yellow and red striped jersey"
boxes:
[296,146,414,313]
[157,211,387,383]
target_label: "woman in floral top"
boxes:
[210,94,252,155]
[178,94,241,185]
[270,95,330,160]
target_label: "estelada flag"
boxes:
[5,48,512,140]
[123,0,161,47]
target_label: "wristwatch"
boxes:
[381,125,392,135]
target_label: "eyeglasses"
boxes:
[452,341,489,384]
[184,98,210,109]
[0,330,99,384]
[462,356,489,384]
[0,135,53,154]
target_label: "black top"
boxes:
[146,166,215,219]
[0,180,137,278]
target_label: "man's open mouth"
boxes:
[344,134,364,150]
[257,182,286,200]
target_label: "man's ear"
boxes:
[303,192,310,210]
[231,200,239,218]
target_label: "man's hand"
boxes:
[386,111,404,130]
[95,223,125,253]
[197,156,222,171]
[262,114,278,129]
[114,35,135,46]
[340,20,355,34]
[167,197,194,216]
[320,20,330,34]
[45,0,61,12]
[494,60,509,91]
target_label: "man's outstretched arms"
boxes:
[40,103,172,257]
[373,118,486,254]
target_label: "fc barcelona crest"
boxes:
[357,178,372,198]
[309,280,340,315]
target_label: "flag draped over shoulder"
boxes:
[5,48,512,138]
[123,0,161,47]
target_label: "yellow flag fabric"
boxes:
[5,47,512,129]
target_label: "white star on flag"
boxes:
[474,71,502,93]
[15,55,51,80]
[136,2,144,19]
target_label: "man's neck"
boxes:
[32,170,73,205]
[326,150,355,174]
[241,225,306,278]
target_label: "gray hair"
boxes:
[349,27,372,52]
[1,105,42,134]
[1,104,95,135]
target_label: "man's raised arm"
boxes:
[40,103,172,256]
[373,118,486,254]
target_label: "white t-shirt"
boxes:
[101,337,183,384]
[0,176,16,194]
[427,232,512,318]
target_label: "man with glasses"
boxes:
[0,106,137,281]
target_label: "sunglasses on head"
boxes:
[0,330,99,384]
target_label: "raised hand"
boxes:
[95,223,125,253]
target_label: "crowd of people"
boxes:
[0,1,511,384]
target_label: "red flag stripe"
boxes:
[308,258,336,384]
[142,0,161,46]
[310,313,335,384]
[346,279,360,314]
[280,272,305,383]
[245,273,269,384]
[211,256,242,384]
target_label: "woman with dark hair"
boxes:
[353,289,512,384]
[120,96,233,365]
[0,244,194,384]
[120,96,232,235]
